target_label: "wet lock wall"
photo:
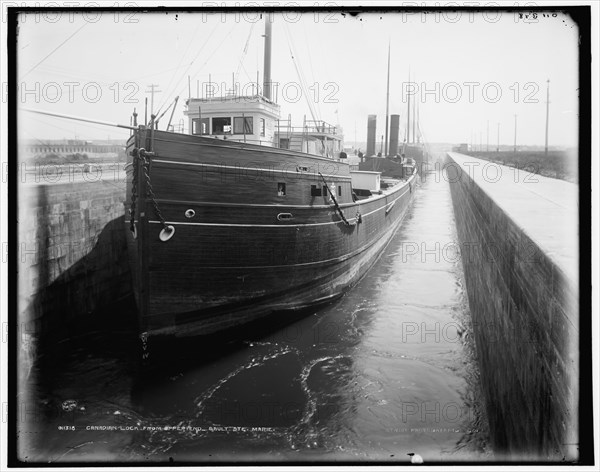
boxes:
[18,176,132,361]
[446,152,579,460]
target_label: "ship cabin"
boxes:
[185,94,281,147]
[184,94,344,160]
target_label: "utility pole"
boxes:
[146,84,162,116]
[497,122,500,152]
[544,79,550,156]
[514,114,517,154]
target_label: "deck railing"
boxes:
[304,120,338,136]
[275,119,338,137]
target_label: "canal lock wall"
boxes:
[18,174,132,367]
[446,152,579,460]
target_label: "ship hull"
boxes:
[125,129,417,339]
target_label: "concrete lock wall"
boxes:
[446,152,579,460]
[18,172,132,364]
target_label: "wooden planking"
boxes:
[144,206,412,336]
[143,179,414,317]
[150,131,350,184]
[144,185,409,227]
[143,183,412,269]
[150,163,355,206]
[150,129,352,171]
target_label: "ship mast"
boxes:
[263,14,272,100]
[384,41,391,156]
[412,72,416,145]
[406,68,411,145]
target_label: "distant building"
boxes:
[452,143,470,153]
[20,139,125,159]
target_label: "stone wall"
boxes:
[446,153,579,460]
[18,177,132,360]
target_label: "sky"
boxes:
[14,6,581,147]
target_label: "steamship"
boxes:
[359,72,429,176]
[124,19,418,342]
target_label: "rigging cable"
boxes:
[21,22,88,80]
[155,21,206,113]
[155,21,223,115]
[234,23,255,86]
[302,24,322,120]
[282,24,319,123]
[284,25,329,156]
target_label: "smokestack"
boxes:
[389,114,400,156]
[366,115,377,157]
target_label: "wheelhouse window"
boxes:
[212,117,232,134]
[260,118,266,137]
[277,183,286,196]
[192,118,209,135]
[233,116,253,134]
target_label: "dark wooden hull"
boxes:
[125,129,417,339]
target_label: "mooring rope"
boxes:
[318,172,360,227]
[129,148,174,241]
